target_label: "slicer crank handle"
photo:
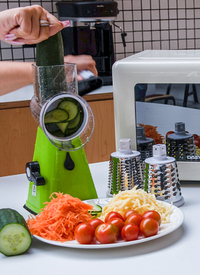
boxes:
[26,161,45,186]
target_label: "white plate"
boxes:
[33,198,184,249]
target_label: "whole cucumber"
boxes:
[0,208,32,256]
[35,31,67,101]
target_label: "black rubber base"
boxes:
[23,204,37,215]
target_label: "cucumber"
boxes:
[36,31,67,101]
[44,109,69,124]
[57,121,69,134]
[0,208,32,256]
[36,32,65,67]
[68,112,81,129]
[88,203,102,217]
[52,130,65,137]
[44,98,84,137]
[58,100,79,121]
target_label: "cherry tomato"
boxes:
[105,211,124,223]
[95,223,118,244]
[123,209,138,221]
[88,218,104,229]
[108,217,124,236]
[142,210,161,226]
[140,218,159,237]
[121,223,140,241]
[74,223,95,244]
[125,213,144,227]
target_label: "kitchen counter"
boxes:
[0,84,113,103]
[0,161,199,275]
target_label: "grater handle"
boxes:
[119,138,132,154]
[153,144,167,160]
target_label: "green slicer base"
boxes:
[24,127,98,215]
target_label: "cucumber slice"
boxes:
[57,121,69,134]
[44,108,69,124]
[0,208,32,256]
[58,100,79,121]
[52,130,65,137]
[88,203,102,217]
[68,112,81,129]
[45,123,60,133]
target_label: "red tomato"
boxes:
[105,211,124,223]
[125,213,144,227]
[121,223,140,241]
[88,218,104,229]
[193,134,199,140]
[108,217,124,236]
[142,210,161,226]
[95,223,118,244]
[75,223,95,244]
[123,209,138,221]
[195,137,200,148]
[140,218,159,237]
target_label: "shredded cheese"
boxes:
[100,187,173,224]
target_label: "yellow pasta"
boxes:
[100,187,173,224]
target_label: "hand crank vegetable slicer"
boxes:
[24,45,97,215]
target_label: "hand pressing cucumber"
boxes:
[0,208,32,256]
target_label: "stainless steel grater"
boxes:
[166,122,196,161]
[143,144,184,207]
[107,138,143,197]
[137,126,155,179]
[137,126,155,161]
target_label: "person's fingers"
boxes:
[6,6,62,44]
[2,5,70,45]
[64,55,98,76]
[77,74,84,81]
[11,6,41,38]
[46,12,63,37]
[15,6,50,44]
[87,64,98,76]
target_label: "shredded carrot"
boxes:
[27,192,93,242]
[139,123,164,144]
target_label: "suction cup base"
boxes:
[23,204,38,215]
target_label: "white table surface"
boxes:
[0,161,199,275]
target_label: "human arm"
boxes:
[0,54,98,95]
[0,61,33,95]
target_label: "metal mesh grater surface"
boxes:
[166,122,196,161]
[136,126,155,179]
[144,144,184,207]
[107,139,143,197]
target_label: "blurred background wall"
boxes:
[1,0,200,62]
